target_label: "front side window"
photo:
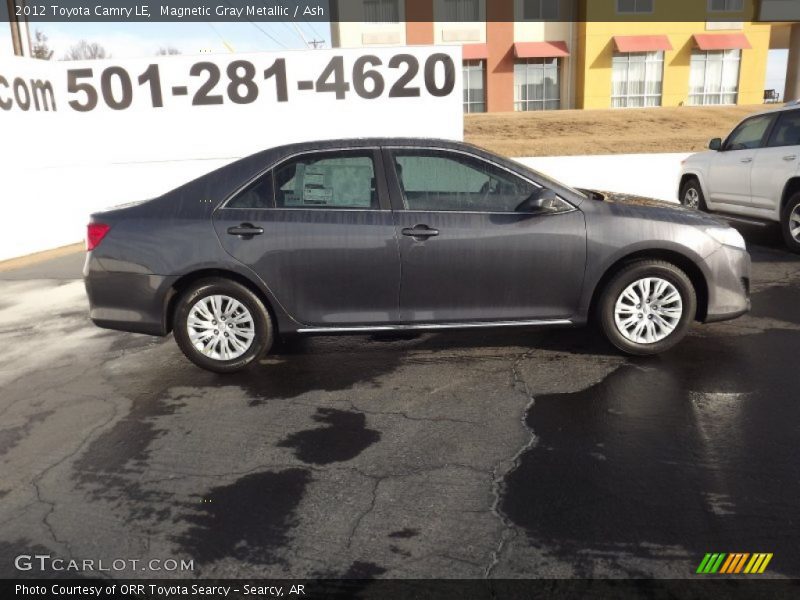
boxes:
[724,115,774,151]
[514,58,561,111]
[689,49,741,105]
[709,0,743,12]
[392,150,538,212]
[617,0,654,13]
[463,60,486,113]
[768,110,800,148]
[364,0,399,23]
[611,51,664,108]
[522,0,559,20]
[273,151,378,209]
[441,0,480,21]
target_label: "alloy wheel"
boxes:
[790,204,800,242]
[187,295,255,361]
[614,277,683,344]
[683,187,700,209]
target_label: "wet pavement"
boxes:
[0,225,798,580]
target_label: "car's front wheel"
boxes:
[780,191,800,254]
[598,260,697,356]
[680,178,707,211]
[173,278,274,373]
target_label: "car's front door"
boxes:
[750,109,800,217]
[384,147,587,324]
[213,148,401,327]
[706,113,775,210]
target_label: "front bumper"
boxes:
[703,244,751,323]
[83,254,176,336]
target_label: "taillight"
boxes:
[86,223,110,251]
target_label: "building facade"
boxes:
[331,0,773,112]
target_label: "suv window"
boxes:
[724,114,774,151]
[392,149,538,212]
[226,172,274,209]
[768,110,800,148]
[274,150,378,209]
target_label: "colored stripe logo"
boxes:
[696,553,773,574]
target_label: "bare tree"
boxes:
[62,40,110,61]
[156,46,181,56]
[32,30,54,60]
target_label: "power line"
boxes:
[222,0,288,49]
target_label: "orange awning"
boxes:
[613,35,673,53]
[693,33,752,51]
[462,43,488,60]
[513,41,570,59]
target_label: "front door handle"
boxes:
[784,155,797,161]
[740,158,753,163]
[227,223,264,238]
[402,225,439,239]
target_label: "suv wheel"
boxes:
[680,178,707,211]
[781,192,800,253]
[173,278,273,373]
[598,260,697,356]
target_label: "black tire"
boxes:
[680,177,707,211]
[173,278,273,373]
[598,260,697,356]
[780,191,800,254]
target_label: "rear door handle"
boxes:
[784,155,797,161]
[227,223,264,238]
[402,225,439,239]
[740,158,753,163]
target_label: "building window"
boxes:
[364,0,399,23]
[521,0,559,20]
[463,60,486,113]
[688,49,741,105]
[616,0,654,13]
[709,0,744,11]
[514,58,561,111]
[442,0,480,21]
[611,51,664,108]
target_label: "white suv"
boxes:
[680,104,800,252]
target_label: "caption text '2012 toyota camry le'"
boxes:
[84,139,751,373]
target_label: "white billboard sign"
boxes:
[0,46,463,259]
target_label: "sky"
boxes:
[2,20,332,58]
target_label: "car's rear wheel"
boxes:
[780,192,800,254]
[173,278,273,373]
[598,260,697,356]
[680,178,707,211]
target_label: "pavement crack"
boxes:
[346,477,381,549]
[484,349,538,579]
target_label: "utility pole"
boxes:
[6,0,31,56]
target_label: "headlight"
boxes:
[706,227,746,250]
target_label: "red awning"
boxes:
[613,35,673,53]
[513,41,570,59]
[462,43,488,60]
[693,33,752,51]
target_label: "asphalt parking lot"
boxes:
[0,225,798,580]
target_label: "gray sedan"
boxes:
[84,138,751,373]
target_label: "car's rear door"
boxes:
[750,109,800,219]
[383,146,587,324]
[213,148,401,327]
[706,113,775,211]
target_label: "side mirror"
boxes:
[516,189,558,212]
[709,138,722,151]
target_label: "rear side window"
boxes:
[226,172,274,209]
[724,114,774,151]
[768,110,800,148]
[273,150,378,209]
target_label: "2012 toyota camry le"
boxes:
[84,138,751,373]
